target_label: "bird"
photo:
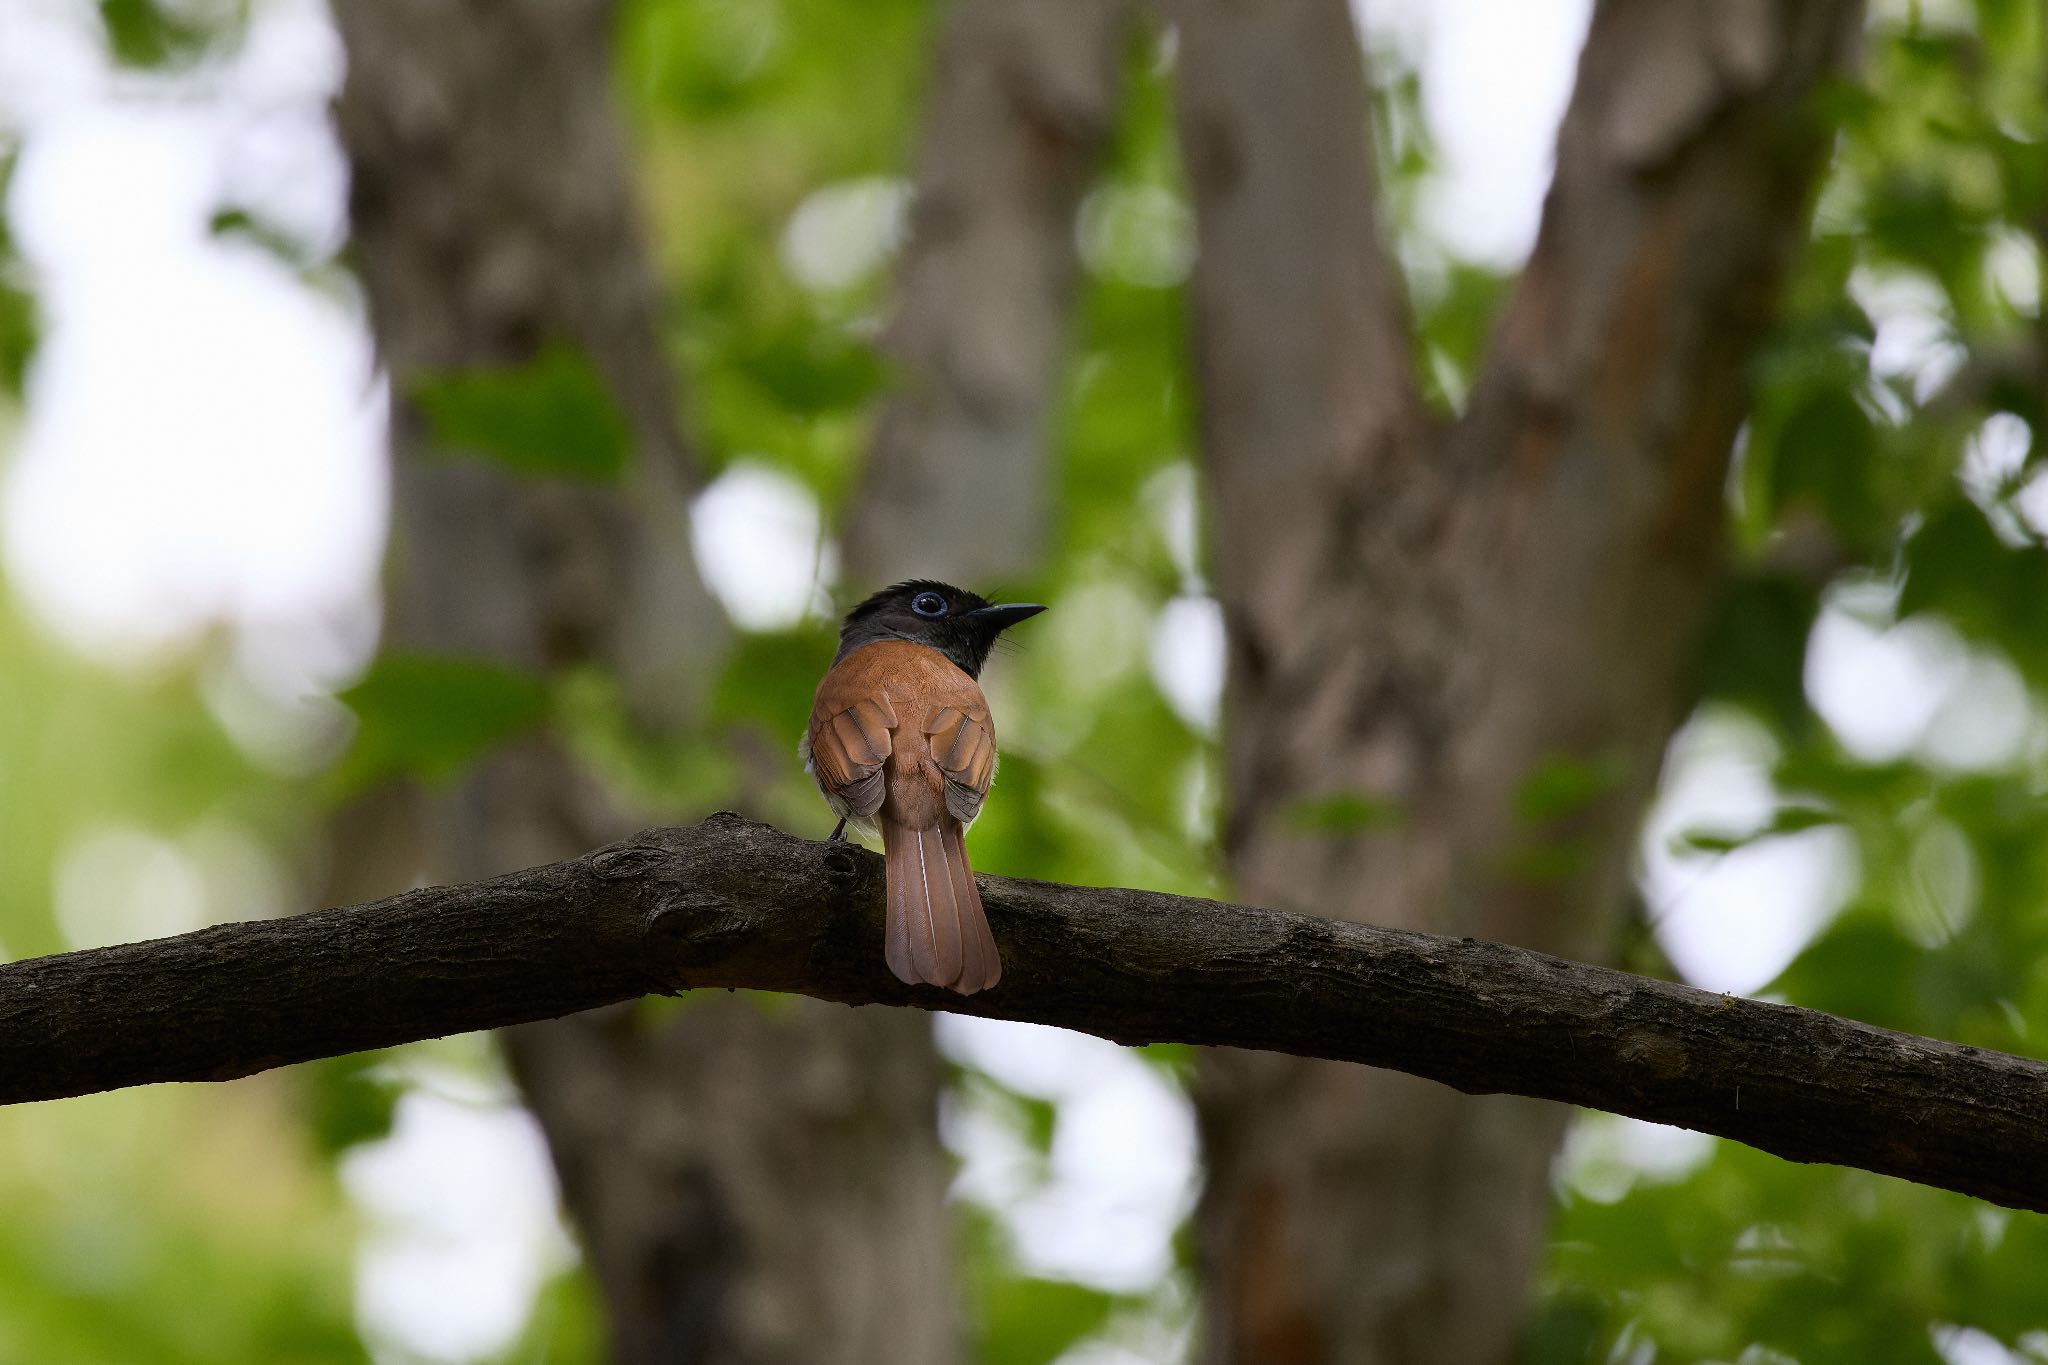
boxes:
[803,580,1046,995]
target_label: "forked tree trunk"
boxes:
[330,0,1124,1360]
[1172,1,1867,1361]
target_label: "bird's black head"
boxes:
[836,579,1047,678]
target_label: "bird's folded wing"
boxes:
[807,693,897,817]
[924,703,997,824]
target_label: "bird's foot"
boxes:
[828,818,848,843]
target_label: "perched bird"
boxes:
[804,580,1046,995]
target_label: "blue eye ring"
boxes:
[911,591,947,617]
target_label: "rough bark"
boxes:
[845,0,1130,585]
[8,815,2048,1218]
[333,0,713,708]
[547,0,1132,1352]
[1173,1,1868,1361]
[331,0,1127,1358]
[796,0,1129,1354]
[331,3,944,1362]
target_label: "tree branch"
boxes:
[4,814,2044,1212]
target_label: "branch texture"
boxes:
[4,815,2044,1213]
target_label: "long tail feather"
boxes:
[941,821,1000,994]
[881,818,999,993]
[883,820,962,988]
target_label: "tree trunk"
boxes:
[1173,1,1867,1361]
[846,0,1132,584]
[331,0,1125,1359]
[331,2,953,1361]
[823,0,1129,1344]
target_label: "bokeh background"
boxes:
[1,0,2045,1361]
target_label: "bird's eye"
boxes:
[911,592,947,617]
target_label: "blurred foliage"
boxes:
[1547,1,2048,1360]
[498,1265,608,1365]
[0,1087,363,1365]
[1280,789,1405,836]
[96,0,245,70]
[6,0,2048,1361]
[297,1053,403,1159]
[970,1249,1131,1365]
[0,153,33,397]
[331,652,550,794]
[411,345,635,483]
[0,589,366,1363]
[609,0,2048,1358]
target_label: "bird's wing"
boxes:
[806,685,898,819]
[923,697,997,826]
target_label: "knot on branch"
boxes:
[643,890,731,946]
[822,842,868,882]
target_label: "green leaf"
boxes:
[1900,503,2048,683]
[333,653,551,792]
[0,153,35,396]
[411,343,633,482]
[1697,572,1821,735]
[956,1070,1059,1163]
[712,627,837,739]
[1762,385,1880,534]
[1769,805,1841,835]
[1137,1041,1196,1082]
[725,314,886,416]
[294,1054,401,1157]
[0,275,28,396]
[1678,805,1838,854]
[208,209,316,271]
[1521,1290,1613,1365]
[97,0,230,69]
[498,1266,606,1365]
[1279,789,1403,835]
[974,1276,1125,1365]
[1513,754,1622,824]
[1771,916,1926,1031]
